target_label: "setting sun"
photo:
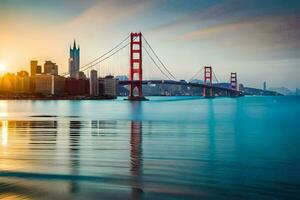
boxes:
[0,63,7,72]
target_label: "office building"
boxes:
[65,78,89,96]
[16,70,30,93]
[90,70,98,96]
[30,60,41,77]
[36,65,42,74]
[44,61,58,75]
[69,40,80,79]
[35,74,65,95]
[98,75,117,97]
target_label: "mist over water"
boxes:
[0,96,299,199]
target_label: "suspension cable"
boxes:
[189,67,204,82]
[142,35,177,80]
[80,35,130,71]
[143,46,173,80]
[63,34,130,76]
[80,42,130,72]
[212,70,219,83]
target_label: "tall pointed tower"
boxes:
[69,40,80,79]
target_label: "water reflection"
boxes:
[69,121,81,194]
[29,121,57,146]
[0,97,299,199]
[130,121,143,200]
[207,100,216,165]
[1,120,8,147]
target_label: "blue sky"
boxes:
[0,0,299,89]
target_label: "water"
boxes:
[0,96,299,200]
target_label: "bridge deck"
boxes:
[118,80,242,95]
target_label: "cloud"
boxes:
[64,0,153,29]
[176,14,300,54]
[149,0,300,37]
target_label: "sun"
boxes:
[0,63,7,72]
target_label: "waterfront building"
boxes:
[263,81,267,91]
[36,65,42,74]
[44,61,58,75]
[0,73,16,92]
[98,75,117,97]
[16,71,30,93]
[65,78,89,96]
[69,40,80,79]
[21,77,30,93]
[30,60,41,77]
[17,70,29,77]
[52,76,66,95]
[35,74,65,95]
[15,76,22,93]
[90,70,98,96]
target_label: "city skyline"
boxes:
[0,0,300,89]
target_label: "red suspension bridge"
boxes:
[63,32,243,100]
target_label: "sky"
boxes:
[0,0,299,89]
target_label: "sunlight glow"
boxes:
[1,121,8,147]
[0,63,7,72]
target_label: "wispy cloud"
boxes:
[65,0,153,29]
[177,14,300,50]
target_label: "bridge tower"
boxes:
[203,66,213,98]
[127,32,147,101]
[230,72,237,91]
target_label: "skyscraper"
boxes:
[90,70,98,96]
[30,60,38,77]
[69,40,80,79]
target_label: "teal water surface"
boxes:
[0,96,299,199]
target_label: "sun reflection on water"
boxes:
[1,120,8,147]
[0,101,8,147]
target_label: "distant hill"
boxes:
[269,87,293,96]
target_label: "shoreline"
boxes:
[0,96,117,100]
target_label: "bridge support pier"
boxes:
[126,32,148,101]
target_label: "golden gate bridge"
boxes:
[63,32,242,100]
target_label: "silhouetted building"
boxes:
[0,73,16,92]
[17,70,29,77]
[69,40,80,79]
[35,74,65,95]
[16,71,30,93]
[36,65,42,74]
[30,60,41,77]
[90,70,98,96]
[65,78,89,96]
[44,61,58,75]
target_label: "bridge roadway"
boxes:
[118,80,243,96]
